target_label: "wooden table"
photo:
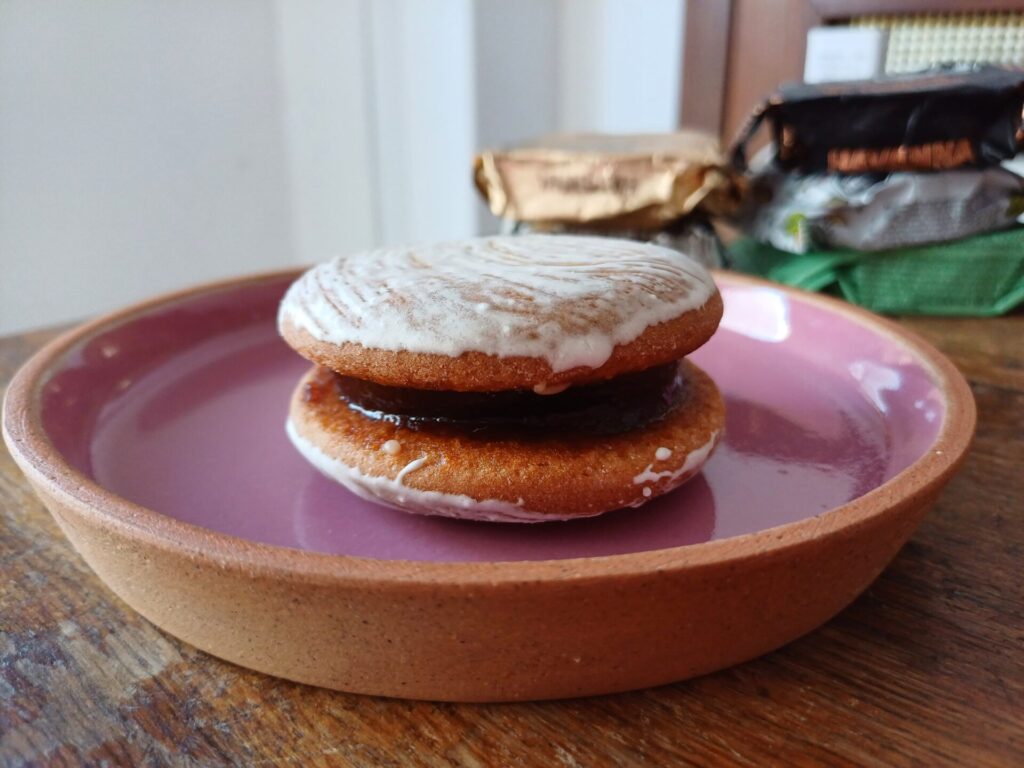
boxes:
[1,317,1021,767]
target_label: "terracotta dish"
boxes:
[2,270,975,702]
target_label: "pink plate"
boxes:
[40,274,940,560]
[3,270,975,701]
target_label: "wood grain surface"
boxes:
[2,316,1022,767]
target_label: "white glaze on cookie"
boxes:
[287,419,719,523]
[286,419,598,523]
[279,235,716,373]
[633,431,720,486]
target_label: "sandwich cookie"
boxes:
[279,235,725,522]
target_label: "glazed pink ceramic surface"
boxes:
[40,276,942,561]
[4,270,974,701]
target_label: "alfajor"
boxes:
[279,235,724,522]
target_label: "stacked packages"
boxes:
[730,65,1024,316]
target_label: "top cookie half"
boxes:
[278,235,722,392]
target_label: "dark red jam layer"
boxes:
[323,362,687,437]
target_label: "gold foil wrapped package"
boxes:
[474,132,740,230]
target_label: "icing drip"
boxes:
[395,455,427,483]
[633,431,720,486]
[279,235,716,373]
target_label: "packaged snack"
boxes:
[474,132,741,268]
[729,229,1024,316]
[742,167,1024,254]
[732,65,1024,174]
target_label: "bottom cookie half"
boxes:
[286,360,724,522]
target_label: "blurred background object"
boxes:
[473,131,740,268]
[802,26,888,84]
[0,0,684,334]
[9,0,1024,333]
[681,2,1024,146]
[726,63,1024,316]
[682,1,1024,317]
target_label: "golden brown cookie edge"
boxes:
[280,289,723,391]
[287,359,725,518]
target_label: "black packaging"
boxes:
[731,65,1024,174]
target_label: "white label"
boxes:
[803,27,888,84]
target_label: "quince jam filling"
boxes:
[307,362,688,437]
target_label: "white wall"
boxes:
[0,0,295,334]
[0,0,685,335]
[367,0,478,245]
[274,0,377,262]
[557,0,684,133]
[473,0,560,233]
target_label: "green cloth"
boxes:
[729,227,1024,316]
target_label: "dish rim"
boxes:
[2,268,976,586]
